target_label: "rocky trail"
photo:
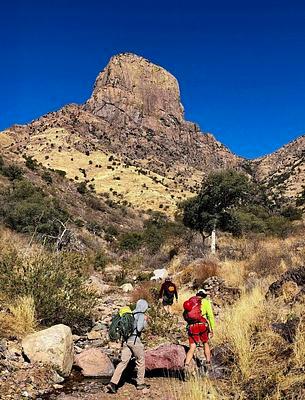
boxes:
[0,274,241,400]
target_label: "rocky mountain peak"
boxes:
[84,53,184,123]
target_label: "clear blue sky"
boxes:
[1,0,305,158]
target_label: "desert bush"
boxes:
[76,181,87,194]
[41,170,53,184]
[0,251,97,331]
[54,169,66,178]
[130,281,159,305]
[0,180,68,237]
[247,242,292,278]
[281,205,303,221]
[85,195,103,211]
[93,251,109,271]
[119,232,143,251]
[146,303,179,338]
[0,164,23,180]
[142,224,164,253]
[24,156,38,171]
[266,215,293,237]
[191,260,219,289]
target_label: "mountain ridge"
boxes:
[1,53,304,209]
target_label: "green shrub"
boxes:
[0,180,68,237]
[54,169,66,178]
[1,164,23,180]
[266,215,292,237]
[119,232,143,251]
[0,251,97,331]
[105,225,119,237]
[93,251,109,271]
[143,225,164,253]
[87,221,102,235]
[24,156,38,171]
[77,181,87,194]
[280,206,303,221]
[41,171,53,184]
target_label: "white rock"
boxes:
[150,268,168,281]
[22,324,74,377]
[120,283,134,293]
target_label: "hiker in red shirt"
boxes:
[159,277,178,313]
[183,289,215,376]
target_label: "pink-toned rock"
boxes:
[74,348,114,377]
[145,344,186,371]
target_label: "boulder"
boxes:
[271,317,300,343]
[86,275,111,296]
[74,348,114,378]
[120,283,134,293]
[87,330,102,340]
[145,344,186,371]
[150,268,168,281]
[104,265,123,282]
[22,324,73,377]
[267,266,305,298]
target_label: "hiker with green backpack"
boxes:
[107,299,150,394]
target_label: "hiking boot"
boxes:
[137,383,151,390]
[106,382,117,394]
[204,361,212,377]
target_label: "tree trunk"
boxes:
[211,228,216,254]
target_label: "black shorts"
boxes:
[163,295,174,306]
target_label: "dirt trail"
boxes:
[54,377,179,400]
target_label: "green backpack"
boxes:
[109,306,135,342]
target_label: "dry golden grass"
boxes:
[293,315,305,369]
[214,285,266,379]
[219,260,246,287]
[169,377,228,400]
[0,295,36,337]
[23,129,194,214]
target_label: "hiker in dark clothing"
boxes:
[107,299,150,394]
[159,277,178,313]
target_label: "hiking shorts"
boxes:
[162,295,174,306]
[188,323,209,345]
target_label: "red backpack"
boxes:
[183,296,205,324]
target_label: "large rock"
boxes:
[86,275,111,296]
[145,344,186,371]
[267,266,305,299]
[22,324,73,377]
[120,283,134,293]
[151,268,168,281]
[74,348,114,378]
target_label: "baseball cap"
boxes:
[196,289,208,297]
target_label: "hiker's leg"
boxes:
[204,342,211,363]
[185,343,196,366]
[129,340,145,385]
[111,345,132,385]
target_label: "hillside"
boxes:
[0,53,242,214]
[253,135,305,204]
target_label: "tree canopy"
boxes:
[181,169,301,240]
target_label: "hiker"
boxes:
[183,289,215,373]
[159,276,178,313]
[107,299,150,394]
